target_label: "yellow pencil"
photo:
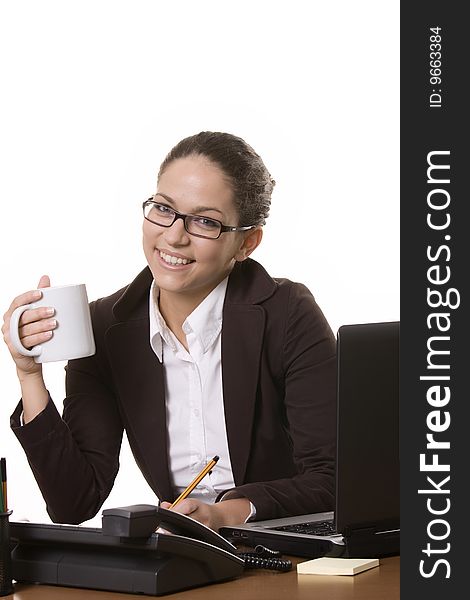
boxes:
[170,456,219,508]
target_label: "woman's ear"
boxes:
[234,227,263,262]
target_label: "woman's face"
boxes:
[143,155,254,305]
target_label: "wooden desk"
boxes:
[7,556,399,600]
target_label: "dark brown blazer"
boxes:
[11,259,337,524]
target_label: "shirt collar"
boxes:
[149,277,228,360]
[183,277,228,354]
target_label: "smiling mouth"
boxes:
[159,250,195,266]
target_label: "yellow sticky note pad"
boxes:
[297,557,379,576]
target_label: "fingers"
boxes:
[3,291,54,331]
[160,499,199,515]
[159,499,218,529]
[7,289,42,315]
[2,280,54,351]
[37,275,50,289]
[18,305,54,327]
[2,290,39,340]
[5,275,51,323]
[19,317,56,350]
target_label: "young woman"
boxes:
[2,131,336,531]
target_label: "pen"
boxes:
[0,457,6,512]
[170,455,219,509]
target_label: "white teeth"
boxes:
[159,251,193,265]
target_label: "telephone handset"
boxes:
[101,504,291,569]
[101,504,238,554]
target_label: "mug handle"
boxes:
[9,304,42,357]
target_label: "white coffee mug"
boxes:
[9,283,96,363]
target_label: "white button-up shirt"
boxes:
[148,277,236,503]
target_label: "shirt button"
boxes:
[193,408,200,417]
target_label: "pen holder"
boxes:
[0,511,14,597]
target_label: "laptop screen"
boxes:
[335,321,400,534]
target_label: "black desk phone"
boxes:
[9,504,290,596]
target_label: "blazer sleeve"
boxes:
[10,299,124,524]
[221,282,337,520]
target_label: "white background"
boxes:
[0,1,399,525]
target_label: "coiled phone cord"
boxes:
[237,544,292,572]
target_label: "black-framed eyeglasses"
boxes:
[142,195,257,240]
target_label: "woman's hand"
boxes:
[2,275,56,380]
[2,275,54,422]
[160,498,251,531]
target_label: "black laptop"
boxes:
[220,321,400,558]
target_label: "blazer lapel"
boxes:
[105,318,173,502]
[219,259,278,486]
[221,304,266,485]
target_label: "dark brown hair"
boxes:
[158,131,275,226]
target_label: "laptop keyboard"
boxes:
[272,519,336,536]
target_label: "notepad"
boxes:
[297,557,379,576]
